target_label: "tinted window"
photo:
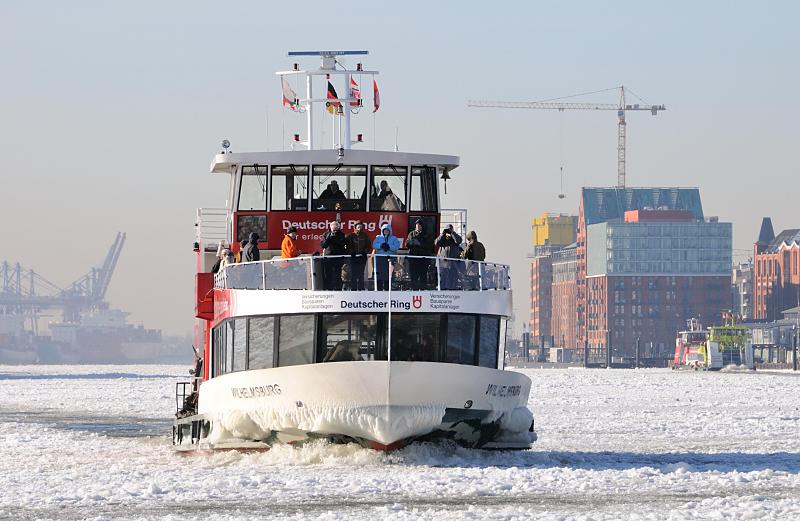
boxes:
[238,166,267,210]
[371,166,407,212]
[278,315,315,366]
[446,315,476,365]
[311,165,367,211]
[271,166,309,210]
[410,167,438,212]
[225,321,234,373]
[248,317,275,369]
[232,319,247,372]
[390,314,441,362]
[318,314,377,362]
[478,316,500,368]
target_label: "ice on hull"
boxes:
[174,361,534,451]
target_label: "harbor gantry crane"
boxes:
[468,86,665,188]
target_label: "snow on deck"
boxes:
[0,365,798,520]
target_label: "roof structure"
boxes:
[580,187,704,226]
[757,217,776,247]
[764,229,800,253]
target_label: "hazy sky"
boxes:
[1,1,798,335]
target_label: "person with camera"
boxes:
[346,221,371,290]
[372,223,400,290]
[320,220,348,290]
[406,219,434,290]
[434,224,463,289]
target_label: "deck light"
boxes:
[293,134,300,142]
[338,147,345,160]
[293,63,299,71]
[440,168,451,194]
[221,139,230,154]
[357,133,363,142]
[356,63,362,71]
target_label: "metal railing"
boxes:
[213,254,510,292]
[195,207,231,247]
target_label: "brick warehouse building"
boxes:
[753,218,800,321]
[577,188,732,358]
[529,213,577,346]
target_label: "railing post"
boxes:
[261,261,266,290]
[310,258,316,291]
[435,257,441,291]
[478,261,484,291]
[372,255,377,291]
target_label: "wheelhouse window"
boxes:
[317,314,378,362]
[271,166,309,211]
[311,165,367,211]
[446,315,476,365]
[248,317,275,369]
[232,319,247,372]
[277,315,315,366]
[371,166,407,212]
[478,316,500,368]
[391,314,441,362]
[410,167,438,212]
[238,165,267,211]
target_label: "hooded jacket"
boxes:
[434,228,463,259]
[372,223,400,255]
[243,233,260,262]
[462,231,486,261]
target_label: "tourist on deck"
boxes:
[406,219,434,290]
[461,230,486,289]
[320,221,347,290]
[281,226,300,259]
[211,242,235,274]
[346,221,371,290]
[435,225,463,289]
[242,232,260,262]
[234,239,248,263]
[372,223,400,290]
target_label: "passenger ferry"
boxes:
[174,51,535,451]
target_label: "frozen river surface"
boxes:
[0,365,798,520]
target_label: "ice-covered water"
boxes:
[0,365,798,520]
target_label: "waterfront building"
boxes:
[732,260,753,321]
[753,218,800,321]
[578,188,732,358]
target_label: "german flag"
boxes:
[325,81,342,115]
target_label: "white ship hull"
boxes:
[176,361,534,451]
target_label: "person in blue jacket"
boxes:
[372,223,400,290]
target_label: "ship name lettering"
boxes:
[231,384,282,399]
[485,384,521,398]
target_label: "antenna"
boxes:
[394,127,399,152]
[278,51,378,151]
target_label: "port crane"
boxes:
[0,232,126,332]
[468,86,665,188]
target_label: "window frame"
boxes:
[238,165,269,211]
[370,165,409,213]
[270,165,310,211]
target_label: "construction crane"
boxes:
[468,86,665,188]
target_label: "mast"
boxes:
[280,51,378,151]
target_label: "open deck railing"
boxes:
[213,255,510,292]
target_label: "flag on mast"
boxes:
[281,77,299,111]
[349,77,361,107]
[326,81,342,115]
[373,79,380,113]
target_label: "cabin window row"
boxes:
[237,165,438,213]
[211,313,504,377]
